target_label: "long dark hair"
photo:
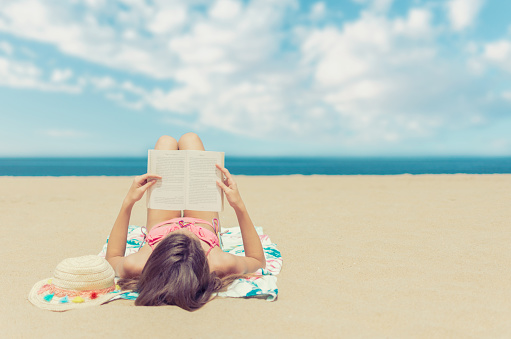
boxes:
[118,233,244,311]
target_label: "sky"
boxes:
[0,0,510,157]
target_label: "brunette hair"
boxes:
[118,233,243,311]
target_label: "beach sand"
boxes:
[2,174,511,338]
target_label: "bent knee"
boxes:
[178,132,204,150]
[155,135,178,150]
[179,132,200,143]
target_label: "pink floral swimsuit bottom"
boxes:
[146,217,220,255]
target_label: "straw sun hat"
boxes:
[28,255,122,311]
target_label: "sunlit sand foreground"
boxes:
[2,174,510,337]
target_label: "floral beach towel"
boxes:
[99,225,282,301]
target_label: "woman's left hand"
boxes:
[124,173,161,205]
[216,164,244,210]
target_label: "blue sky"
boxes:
[0,0,510,157]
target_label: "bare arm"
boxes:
[105,173,160,276]
[216,165,266,273]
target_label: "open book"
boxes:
[146,150,224,212]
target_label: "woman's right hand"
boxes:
[216,164,244,209]
[124,173,161,206]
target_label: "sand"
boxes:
[2,174,511,338]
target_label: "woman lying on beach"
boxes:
[105,133,266,311]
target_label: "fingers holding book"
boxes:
[216,164,244,209]
[125,173,161,205]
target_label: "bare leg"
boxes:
[146,135,181,231]
[178,133,220,226]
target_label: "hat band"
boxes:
[38,283,116,299]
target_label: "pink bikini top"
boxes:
[146,217,220,255]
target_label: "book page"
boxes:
[146,150,186,210]
[186,151,224,212]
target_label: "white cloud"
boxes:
[209,0,243,21]
[141,0,302,135]
[0,0,509,150]
[371,0,394,13]
[310,2,326,21]
[299,7,493,142]
[447,0,484,31]
[483,40,511,72]
[0,56,81,92]
[146,6,188,34]
[83,0,106,9]
[352,0,394,13]
[42,129,88,138]
[393,8,433,38]
[51,69,73,82]
[0,0,177,78]
[89,76,116,90]
[85,75,147,108]
[303,10,434,88]
[0,56,40,86]
[0,41,13,55]
[503,91,511,101]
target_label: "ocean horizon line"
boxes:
[1,156,511,176]
[1,155,511,159]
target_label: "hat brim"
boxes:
[28,279,122,312]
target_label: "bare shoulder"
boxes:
[120,245,151,278]
[208,248,265,275]
[208,249,243,276]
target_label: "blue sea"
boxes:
[1,157,511,176]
